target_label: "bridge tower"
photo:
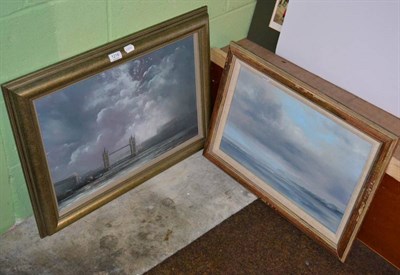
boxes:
[103,148,110,170]
[129,135,137,157]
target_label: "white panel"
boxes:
[276,0,400,117]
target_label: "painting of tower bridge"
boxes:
[33,34,200,210]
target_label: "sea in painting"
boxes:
[220,63,375,233]
[34,35,199,210]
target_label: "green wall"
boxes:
[0,0,256,234]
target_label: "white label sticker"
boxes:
[108,51,122,62]
[124,44,135,53]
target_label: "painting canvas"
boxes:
[219,62,378,234]
[204,42,398,261]
[2,7,210,237]
[34,35,199,212]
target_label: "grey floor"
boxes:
[0,152,256,274]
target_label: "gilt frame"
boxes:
[2,7,210,237]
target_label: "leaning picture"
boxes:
[204,42,397,261]
[2,7,210,237]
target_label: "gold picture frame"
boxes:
[204,42,397,262]
[2,7,210,237]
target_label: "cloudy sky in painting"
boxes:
[34,35,197,183]
[222,63,374,213]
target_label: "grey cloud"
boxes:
[224,65,372,210]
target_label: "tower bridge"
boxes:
[102,135,137,170]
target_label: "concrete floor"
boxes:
[0,152,256,274]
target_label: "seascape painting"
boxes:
[217,63,378,235]
[34,35,199,210]
[203,42,397,260]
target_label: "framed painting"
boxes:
[204,42,398,262]
[2,7,210,237]
[269,0,290,32]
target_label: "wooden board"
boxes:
[358,174,400,268]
